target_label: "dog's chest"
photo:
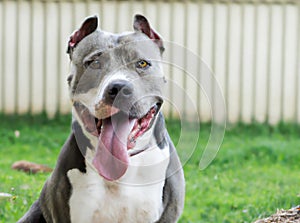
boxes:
[67,146,169,223]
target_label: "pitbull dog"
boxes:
[18,14,185,223]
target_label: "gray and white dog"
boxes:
[18,14,185,223]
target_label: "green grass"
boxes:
[0,114,299,223]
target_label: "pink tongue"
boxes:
[92,113,133,181]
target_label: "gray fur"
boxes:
[157,134,185,222]
[17,15,185,223]
[69,30,165,119]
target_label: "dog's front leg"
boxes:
[156,139,185,223]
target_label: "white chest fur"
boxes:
[67,145,170,223]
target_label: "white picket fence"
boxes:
[0,0,299,124]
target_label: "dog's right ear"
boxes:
[67,16,98,55]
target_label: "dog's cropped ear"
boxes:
[67,16,98,55]
[133,14,165,54]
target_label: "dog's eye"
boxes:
[86,60,101,69]
[136,60,151,69]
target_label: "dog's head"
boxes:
[67,15,166,181]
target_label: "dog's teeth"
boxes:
[129,137,135,143]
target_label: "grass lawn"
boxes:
[0,114,299,223]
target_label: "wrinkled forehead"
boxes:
[71,30,161,65]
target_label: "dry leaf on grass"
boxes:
[12,160,53,174]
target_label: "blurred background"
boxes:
[1,0,299,124]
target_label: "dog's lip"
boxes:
[95,101,120,120]
[128,102,162,120]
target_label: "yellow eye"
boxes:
[137,60,151,69]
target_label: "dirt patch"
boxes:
[254,206,300,223]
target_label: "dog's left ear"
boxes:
[133,14,165,54]
[67,16,98,55]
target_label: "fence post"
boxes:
[295,0,300,123]
[1,0,7,113]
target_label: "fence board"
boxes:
[0,0,299,124]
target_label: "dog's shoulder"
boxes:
[17,200,46,223]
[39,132,86,222]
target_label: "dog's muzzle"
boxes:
[73,82,162,181]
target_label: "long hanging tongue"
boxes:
[92,112,133,181]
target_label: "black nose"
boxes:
[105,81,133,102]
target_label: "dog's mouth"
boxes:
[74,101,161,181]
[94,104,160,150]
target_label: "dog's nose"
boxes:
[105,81,133,102]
